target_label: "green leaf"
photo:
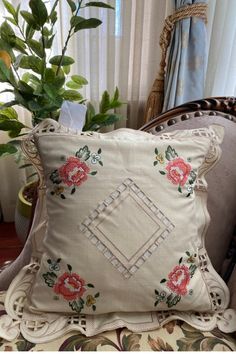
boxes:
[90,171,97,176]
[70,15,85,27]
[20,11,39,29]
[44,68,55,82]
[18,80,34,94]
[179,257,183,264]
[87,283,94,288]
[19,55,43,74]
[155,147,158,155]
[67,264,72,272]
[63,65,70,75]
[3,0,17,21]
[49,55,75,66]
[74,18,102,32]
[186,251,191,257]
[25,24,35,40]
[66,0,77,12]
[0,103,17,119]
[28,100,42,111]
[66,80,82,89]
[4,16,17,26]
[153,161,158,166]
[13,37,27,54]
[71,75,88,85]
[112,86,119,101]
[165,145,178,161]
[62,90,83,101]
[28,39,44,58]
[43,83,60,101]
[84,2,115,10]
[0,21,16,47]
[97,148,102,154]
[178,186,182,193]
[160,278,166,283]
[94,292,100,298]
[99,90,110,113]
[29,0,48,27]
[50,10,57,25]
[0,143,17,157]
[0,119,25,137]
[44,34,55,49]
[159,170,166,175]
[0,59,10,82]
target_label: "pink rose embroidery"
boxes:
[166,265,191,296]
[53,272,86,301]
[59,156,90,187]
[166,157,191,186]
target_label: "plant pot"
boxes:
[15,181,35,244]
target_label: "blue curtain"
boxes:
[163,0,207,111]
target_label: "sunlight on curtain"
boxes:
[205,0,236,96]
[0,0,170,221]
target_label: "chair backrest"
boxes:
[140,97,236,274]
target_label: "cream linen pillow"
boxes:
[1,119,236,343]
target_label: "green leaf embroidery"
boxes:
[166,294,181,308]
[165,145,178,161]
[90,171,97,176]
[69,299,84,313]
[179,257,183,264]
[153,161,158,166]
[67,264,72,272]
[87,283,94,288]
[159,170,166,175]
[178,186,182,193]
[76,145,90,160]
[97,148,102,154]
[155,147,158,155]
[71,187,76,194]
[92,305,96,311]
[42,272,57,287]
[160,278,166,283]
[94,292,100,298]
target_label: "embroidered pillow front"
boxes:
[2,119,236,343]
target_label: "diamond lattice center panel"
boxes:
[80,178,174,278]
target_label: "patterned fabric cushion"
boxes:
[0,292,235,351]
[1,119,236,344]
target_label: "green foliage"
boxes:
[0,0,124,157]
[84,87,124,131]
[0,143,17,157]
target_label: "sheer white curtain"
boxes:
[205,0,236,96]
[0,0,171,221]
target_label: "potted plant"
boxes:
[0,0,124,241]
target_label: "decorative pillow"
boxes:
[1,119,236,343]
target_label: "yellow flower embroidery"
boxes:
[86,295,96,307]
[156,153,164,164]
[54,186,64,195]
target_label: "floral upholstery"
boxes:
[0,292,235,351]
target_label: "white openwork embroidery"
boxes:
[79,178,175,279]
